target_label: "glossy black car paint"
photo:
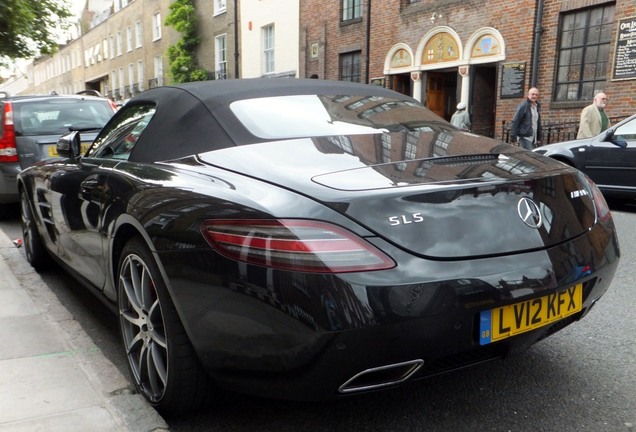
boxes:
[18,79,620,408]
[534,113,636,198]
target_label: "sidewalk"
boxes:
[0,230,169,431]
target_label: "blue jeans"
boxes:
[518,136,534,150]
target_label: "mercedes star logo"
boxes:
[517,197,543,229]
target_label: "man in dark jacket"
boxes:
[511,87,542,150]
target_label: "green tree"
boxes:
[165,0,209,83]
[0,0,73,66]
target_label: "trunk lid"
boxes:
[195,131,597,259]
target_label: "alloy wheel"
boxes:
[19,191,48,270]
[118,253,168,403]
[20,194,35,263]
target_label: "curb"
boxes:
[0,228,169,431]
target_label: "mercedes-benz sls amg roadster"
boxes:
[17,79,620,417]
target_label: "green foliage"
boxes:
[165,0,209,83]
[0,0,73,66]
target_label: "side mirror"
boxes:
[603,129,628,148]
[56,131,82,159]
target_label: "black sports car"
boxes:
[534,113,636,198]
[18,79,620,417]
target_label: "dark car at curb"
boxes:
[17,79,620,417]
[534,113,636,199]
[0,92,117,217]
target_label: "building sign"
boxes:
[612,17,636,81]
[500,62,526,99]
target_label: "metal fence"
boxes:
[501,115,629,146]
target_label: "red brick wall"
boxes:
[300,0,369,80]
[530,0,636,123]
[300,0,636,140]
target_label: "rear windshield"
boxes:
[229,94,447,139]
[13,98,114,135]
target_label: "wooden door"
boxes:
[427,73,445,118]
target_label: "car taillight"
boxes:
[0,102,18,163]
[201,219,396,273]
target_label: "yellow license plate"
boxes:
[48,143,91,157]
[479,283,583,345]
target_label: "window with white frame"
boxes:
[112,70,118,96]
[113,0,129,12]
[137,61,144,91]
[103,39,109,59]
[135,21,142,48]
[152,13,162,41]
[153,56,163,87]
[117,32,123,56]
[109,35,115,59]
[94,43,102,62]
[126,27,133,52]
[128,63,135,95]
[119,67,125,96]
[215,34,227,79]
[262,24,275,75]
[214,0,226,15]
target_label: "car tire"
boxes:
[117,237,212,417]
[20,191,51,271]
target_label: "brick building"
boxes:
[195,0,239,80]
[300,0,636,140]
[26,0,181,99]
[4,0,299,99]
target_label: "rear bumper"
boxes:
[159,218,620,401]
[0,162,20,204]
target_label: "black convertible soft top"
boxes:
[125,78,417,163]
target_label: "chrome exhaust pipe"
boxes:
[338,359,424,394]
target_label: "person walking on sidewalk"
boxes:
[511,87,542,150]
[451,102,471,131]
[577,92,610,139]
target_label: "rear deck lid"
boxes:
[197,131,597,259]
[314,158,596,258]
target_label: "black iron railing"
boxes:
[501,115,629,145]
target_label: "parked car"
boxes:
[18,79,620,417]
[0,92,117,217]
[534,113,636,198]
